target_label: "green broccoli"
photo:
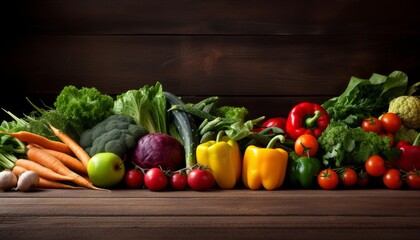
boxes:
[79,115,148,158]
[318,121,398,168]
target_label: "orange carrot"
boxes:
[15,158,75,182]
[0,130,73,155]
[12,165,27,177]
[26,147,105,191]
[12,165,80,189]
[42,148,87,175]
[38,178,82,189]
[49,124,91,168]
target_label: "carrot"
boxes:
[26,147,105,191]
[27,143,87,175]
[12,165,80,189]
[12,165,27,177]
[49,124,91,168]
[15,158,75,182]
[38,178,82,189]
[0,130,73,155]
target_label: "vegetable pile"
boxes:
[1,70,419,192]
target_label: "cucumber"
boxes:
[164,92,200,169]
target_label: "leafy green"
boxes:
[54,85,114,139]
[212,106,249,122]
[318,122,399,168]
[113,82,167,133]
[322,70,408,127]
[0,120,27,171]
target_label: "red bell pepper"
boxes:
[394,133,420,172]
[253,117,287,133]
[286,102,330,140]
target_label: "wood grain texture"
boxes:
[1,0,419,120]
[0,189,419,240]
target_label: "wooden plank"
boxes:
[1,227,419,240]
[1,216,419,229]
[1,189,419,240]
[6,0,420,35]
[1,190,419,217]
[6,35,418,96]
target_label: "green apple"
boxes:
[87,152,125,188]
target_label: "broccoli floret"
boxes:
[79,114,148,158]
[318,121,395,168]
[212,106,249,121]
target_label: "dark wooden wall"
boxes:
[2,0,419,120]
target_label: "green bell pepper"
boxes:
[287,151,321,188]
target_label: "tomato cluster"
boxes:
[363,155,420,190]
[361,112,402,147]
[123,165,215,191]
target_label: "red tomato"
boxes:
[380,112,402,133]
[124,168,144,189]
[317,168,339,190]
[405,171,420,190]
[294,134,319,157]
[365,155,386,177]
[341,167,358,187]
[170,172,188,191]
[361,117,382,134]
[357,170,370,187]
[144,168,168,191]
[187,168,214,191]
[382,168,403,189]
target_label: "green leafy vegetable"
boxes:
[322,70,408,127]
[212,106,249,122]
[318,122,399,168]
[54,85,114,139]
[113,82,167,134]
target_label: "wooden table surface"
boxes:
[1,188,419,240]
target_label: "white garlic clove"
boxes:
[15,170,39,192]
[0,170,18,191]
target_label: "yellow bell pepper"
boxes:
[196,131,241,189]
[242,135,288,190]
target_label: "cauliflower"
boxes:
[394,125,419,144]
[388,95,420,129]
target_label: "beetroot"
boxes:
[132,133,184,171]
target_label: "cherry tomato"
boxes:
[124,168,144,189]
[357,170,370,187]
[405,171,420,190]
[294,134,319,157]
[361,117,382,134]
[382,168,403,189]
[187,168,214,191]
[380,112,402,133]
[365,155,386,177]
[317,168,339,190]
[144,168,168,191]
[341,167,358,187]
[170,172,188,191]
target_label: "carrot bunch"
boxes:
[2,125,105,190]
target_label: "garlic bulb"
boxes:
[0,170,18,191]
[15,170,39,192]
